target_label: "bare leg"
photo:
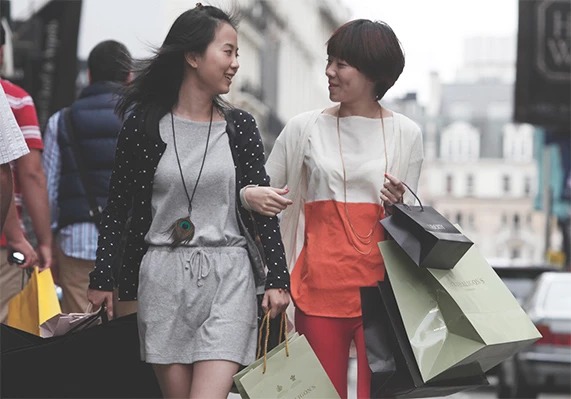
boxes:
[152,363,193,399]
[189,360,240,399]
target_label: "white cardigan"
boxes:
[265,109,424,270]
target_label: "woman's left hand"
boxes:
[380,173,406,215]
[262,288,290,319]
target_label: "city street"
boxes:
[346,361,570,399]
[453,388,569,399]
[445,383,569,399]
[228,359,570,399]
[3,0,570,398]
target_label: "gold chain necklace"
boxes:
[336,105,388,255]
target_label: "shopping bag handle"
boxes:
[65,305,109,335]
[20,267,34,290]
[399,181,424,212]
[256,312,289,374]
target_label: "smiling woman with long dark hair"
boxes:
[242,19,424,399]
[86,4,290,398]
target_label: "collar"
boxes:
[78,81,122,99]
[143,107,238,145]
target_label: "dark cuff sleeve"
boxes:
[236,111,290,291]
[89,115,137,292]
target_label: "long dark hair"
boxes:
[115,5,238,123]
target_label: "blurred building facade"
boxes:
[389,36,547,265]
[165,0,347,151]
[456,36,516,84]
[14,0,347,150]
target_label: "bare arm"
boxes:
[2,199,38,269]
[381,130,424,216]
[0,164,13,232]
[241,127,293,216]
[15,149,53,269]
[243,186,292,216]
[381,173,406,216]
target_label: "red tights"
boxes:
[295,309,371,399]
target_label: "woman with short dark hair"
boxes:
[86,4,290,398]
[242,19,424,399]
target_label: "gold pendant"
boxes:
[168,216,195,248]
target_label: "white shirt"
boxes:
[0,83,28,164]
[266,109,424,268]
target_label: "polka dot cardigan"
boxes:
[88,108,290,301]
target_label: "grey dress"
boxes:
[137,114,257,365]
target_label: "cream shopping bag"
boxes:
[233,313,341,399]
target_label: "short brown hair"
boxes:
[327,19,405,100]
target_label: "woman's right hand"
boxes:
[87,289,114,320]
[6,237,38,270]
[244,186,293,216]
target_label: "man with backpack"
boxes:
[43,40,134,315]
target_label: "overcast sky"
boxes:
[11,0,519,104]
[349,0,519,102]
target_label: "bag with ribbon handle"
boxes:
[233,312,341,399]
[381,182,473,270]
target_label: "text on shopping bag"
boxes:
[382,204,473,270]
[379,239,541,383]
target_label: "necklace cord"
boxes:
[171,106,214,215]
[336,104,389,254]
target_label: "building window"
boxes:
[513,214,520,230]
[524,177,531,196]
[511,247,521,259]
[449,103,472,120]
[510,141,518,160]
[503,175,511,194]
[456,212,463,226]
[466,174,474,196]
[487,101,511,120]
[446,175,453,194]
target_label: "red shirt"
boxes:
[0,79,43,246]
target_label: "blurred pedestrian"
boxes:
[42,40,135,316]
[0,24,52,322]
[0,82,37,272]
[0,83,28,230]
[86,4,290,398]
[242,19,424,399]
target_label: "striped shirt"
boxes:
[0,79,43,247]
[43,111,98,260]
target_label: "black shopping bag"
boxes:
[380,188,473,269]
[361,282,488,398]
[1,321,44,354]
[1,313,162,398]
